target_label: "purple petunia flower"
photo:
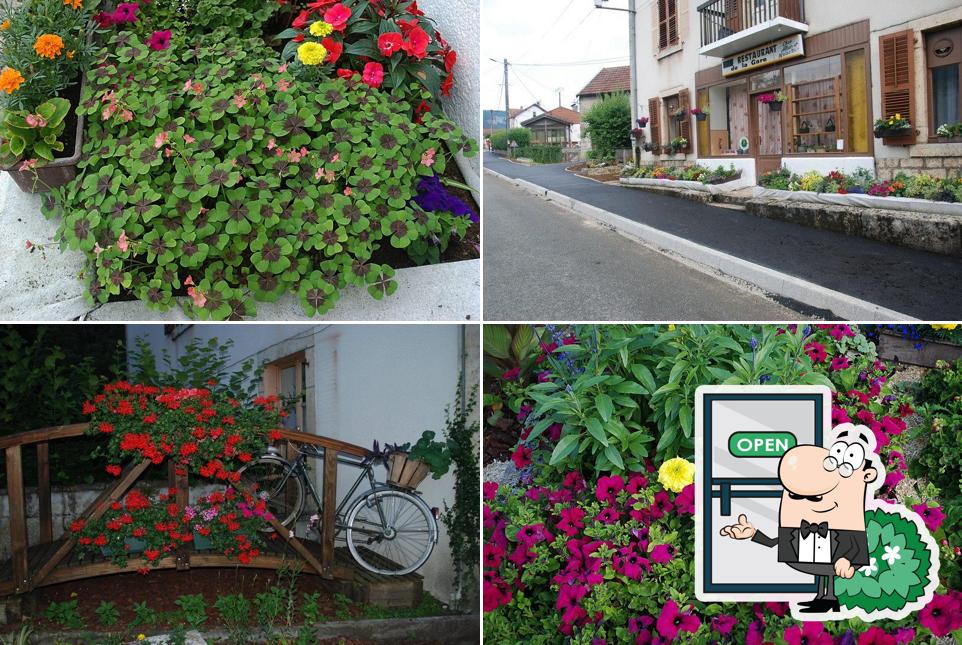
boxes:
[413,174,477,222]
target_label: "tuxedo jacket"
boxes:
[751,526,869,568]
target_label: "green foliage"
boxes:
[624,162,740,184]
[909,359,962,498]
[174,593,207,628]
[214,594,251,644]
[514,145,561,164]
[94,600,119,627]
[489,127,531,150]
[0,0,99,111]
[582,93,631,159]
[192,0,278,32]
[300,591,323,625]
[254,587,286,633]
[441,377,480,610]
[45,599,84,630]
[333,592,353,620]
[0,624,33,645]
[131,600,158,626]
[407,430,452,479]
[42,30,476,319]
[0,97,72,164]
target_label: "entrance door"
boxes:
[751,90,783,176]
[695,385,832,602]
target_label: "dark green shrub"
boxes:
[489,127,531,151]
[582,93,631,159]
[515,145,561,164]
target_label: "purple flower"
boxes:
[148,30,172,51]
[919,592,962,636]
[649,543,674,564]
[712,614,737,635]
[111,2,139,23]
[413,174,477,222]
[656,600,700,640]
[912,502,946,532]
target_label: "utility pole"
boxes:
[593,0,638,162]
[503,58,511,131]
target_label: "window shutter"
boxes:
[658,0,668,50]
[879,29,916,143]
[678,88,692,153]
[652,2,661,54]
[668,0,678,47]
[649,97,662,152]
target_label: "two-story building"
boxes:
[633,0,962,182]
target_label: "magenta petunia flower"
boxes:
[675,483,695,514]
[483,481,498,501]
[557,506,585,536]
[501,367,520,381]
[857,626,897,645]
[832,406,851,425]
[912,502,946,532]
[649,490,674,519]
[919,593,962,637]
[712,614,737,636]
[784,621,832,645]
[510,443,531,469]
[626,474,649,494]
[649,543,674,564]
[831,355,851,371]
[148,30,172,51]
[595,474,624,504]
[563,470,586,492]
[111,2,139,23]
[594,507,620,525]
[804,341,828,363]
[655,600,700,640]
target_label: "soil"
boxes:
[483,415,520,466]
[15,568,449,643]
[567,162,624,184]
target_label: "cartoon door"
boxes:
[695,385,832,601]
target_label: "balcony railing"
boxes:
[698,0,805,49]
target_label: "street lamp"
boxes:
[592,0,639,163]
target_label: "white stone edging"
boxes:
[752,186,962,217]
[620,175,751,194]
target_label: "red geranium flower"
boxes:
[402,27,429,59]
[322,37,343,64]
[323,3,351,31]
[378,32,404,57]
[105,464,122,476]
[361,62,384,88]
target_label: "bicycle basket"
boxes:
[386,451,430,490]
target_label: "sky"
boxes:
[482,0,631,113]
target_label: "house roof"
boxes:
[578,66,631,97]
[545,107,581,125]
[508,107,523,119]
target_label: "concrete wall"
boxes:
[418,0,480,192]
[125,324,480,608]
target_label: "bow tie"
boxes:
[800,520,829,539]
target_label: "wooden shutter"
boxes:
[724,0,741,34]
[658,0,669,50]
[668,0,679,47]
[879,30,916,143]
[649,97,662,152]
[678,88,692,153]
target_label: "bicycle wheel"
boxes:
[345,489,437,576]
[236,457,304,530]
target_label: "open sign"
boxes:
[728,431,797,457]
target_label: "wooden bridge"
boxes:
[0,423,423,609]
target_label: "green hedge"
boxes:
[489,127,531,151]
[515,145,562,164]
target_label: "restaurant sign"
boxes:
[722,34,804,77]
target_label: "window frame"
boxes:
[658,0,679,51]
[924,24,962,139]
[263,350,308,434]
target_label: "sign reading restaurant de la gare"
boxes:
[722,34,805,77]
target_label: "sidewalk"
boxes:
[484,153,962,319]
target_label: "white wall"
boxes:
[419,0,481,192]
[126,324,480,607]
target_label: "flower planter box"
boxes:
[877,331,962,368]
[101,537,147,558]
[769,102,782,112]
[621,172,749,194]
[1,76,86,194]
[935,136,962,143]
[193,531,213,551]
[387,451,430,490]
[693,113,707,121]
[751,186,962,218]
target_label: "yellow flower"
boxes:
[34,34,65,59]
[931,324,959,330]
[658,456,694,493]
[137,635,146,641]
[668,324,676,331]
[297,41,328,66]
[0,67,24,94]
[895,113,901,120]
[309,21,333,37]
[0,19,10,30]
[67,50,75,59]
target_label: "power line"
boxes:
[517,0,579,60]
[513,56,629,68]
[510,68,541,105]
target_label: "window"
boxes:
[658,0,678,50]
[665,93,680,141]
[926,25,962,133]
[784,56,842,154]
[263,351,310,434]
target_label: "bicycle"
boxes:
[237,443,439,576]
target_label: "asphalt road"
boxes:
[483,172,806,320]
[485,153,962,319]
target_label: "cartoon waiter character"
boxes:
[720,425,877,614]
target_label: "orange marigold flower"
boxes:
[67,50,75,59]
[0,20,10,30]
[64,0,83,8]
[0,67,24,93]
[34,34,65,59]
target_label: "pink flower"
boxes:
[421,147,436,167]
[117,230,129,252]
[276,79,291,92]
[501,367,520,381]
[656,600,700,641]
[233,93,247,108]
[784,622,832,645]
[187,286,206,308]
[323,3,351,31]
[510,444,531,469]
[183,134,196,144]
[18,159,37,171]
[278,64,288,73]
[25,113,47,128]
[712,614,737,635]
[556,507,584,536]
[674,483,694,514]
[804,341,827,363]
[483,481,498,501]
[858,627,897,645]
[24,240,33,250]
[920,593,962,636]
[649,543,673,564]
[595,474,624,504]
[830,355,850,371]
[361,61,384,88]
[154,131,169,148]
[343,186,352,196]
[111,2,139,24]
[912,502,946,532]
[148,30,171,51]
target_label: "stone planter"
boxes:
[877,331,962,368]
[2,77,86,194]
[751,186,962,218]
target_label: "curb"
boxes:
[485,168,917,321]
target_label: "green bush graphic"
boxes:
[835,507,934,613]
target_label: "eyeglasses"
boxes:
[823,456,854,478]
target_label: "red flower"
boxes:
[115,399,134,415]
[336,68,355,80]
[179,442,198,457]
[414,100,431,124]
[441,73,454,97]
[291,9,311,29]
[98,421,114,434]
[268,429,282,442]
[82,401,97,415]
[238,453,253,463]
[106,464,122,476]
[444,50,457,73]
[70,519,85,533]
[293,34,305,43]
[378,32,404,57]
[143,413,157,424]
[323,3,351,31]
[322,37,343,64]
[402,27,429,59]
[362,62,384,88]
[93,534,108,547]
[144,548,160,561]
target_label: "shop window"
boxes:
[926,25,962,133]
[845,49,870,153]
[784,56,842,154]
[263,351,309,434]
[658,0,678,50]
[704,81,749,155]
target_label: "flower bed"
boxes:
[620,163,748,193]
[30,1,477,319]
[756,167,962,216]
[484,324,961,643]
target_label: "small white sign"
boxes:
[723,34,805,77]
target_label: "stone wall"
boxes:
[876,143,962,181]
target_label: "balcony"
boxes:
[698,0,808,58]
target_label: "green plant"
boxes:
[131,600,158,626]
[489,127,531,151]
[300,591,323,625]
[0,0,99,111]
[936,122,962,138]
[0,97,72,165]
[192,0,279,32]
[214,594,251,644]
[254,587,286,633]
[333,592,352,620]
[95,600,119,627]
[582,93,631,159]
[166,625,188,645]
[0,624,33,645]
[129,336,261,400]
[174,593,207,628]
[441,377,480,610]
[513,145,561,164]
[44,599,84,630]
[408,430,451,479]
[43,31,476,319]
